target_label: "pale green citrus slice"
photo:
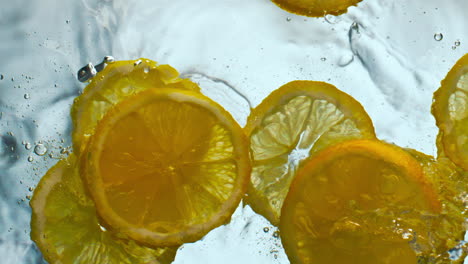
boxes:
[271,0,363,17]
[244,81,376,225]
[71,58,200,155]
[280,139,441,264]
[83,88,251,247]
[432,53,468,170]
[30,154,178,264]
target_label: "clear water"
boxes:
[0,0,467,263]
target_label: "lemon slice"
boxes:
[244,81,375,225]
[30,154,178,264]
[280,140,441,264]
[83,88,250,247]
[71,58,200,155]
[271,0,363,17]
[432,53,468,170]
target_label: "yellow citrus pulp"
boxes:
[271,0,363,17]
[244,81,375,225]
[432,53,468,171]
[83,88,251,247]
[280,139,443,264]
[71,58,199,155]
[30,154,178,264]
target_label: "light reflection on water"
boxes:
[0,0,467,263]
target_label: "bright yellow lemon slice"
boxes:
[71,58,199,155]
[432,53,468,170]
[280,139,441,264]
[271,0,363,17]
[30,154,178,264]
[244,81,375,225]
[83,88,251,247]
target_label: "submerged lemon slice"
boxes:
[71,58,199,155]
[432,53,468,170]
[244,81,375,225]
[271,0,363,17]
[280,140,441,264]
[83,88,250,247]
[30,155,178,264]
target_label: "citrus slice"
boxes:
[280,139,441,264]
[271,0,363,17]
[71,58,200,155]
[83,88,250,247]
[432,53,468,170]
[244,81,375,225]
[30,154,178,264]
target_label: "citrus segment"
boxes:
[84,88,250,247]
[245,81,375,225]
[271,0,363,17]
[71,58,200,155]
[432,53,468,170]
[30,155,178,264]
[280,140,441,264]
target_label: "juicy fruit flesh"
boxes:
[100,99,237,230]
[71,58,199,155]
[30,155,177,264]
[432,54,468,170]
[246,81,375,225]
[280,140,443,264]
[271,0,363,17]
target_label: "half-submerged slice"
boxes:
[280,140,441,264]
[244,80,375,225]
[432,53,468,170]
[71,58,200,155]
[83,88,251,247]
[271,0,363,17]
[30,155,178,264]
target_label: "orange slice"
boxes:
[83,88,250,247]
[244,81,375,225]
[30,154,178,264]
[280,139,441,264]
[432,53,468,170]
[271,0,363,17]
[71,58,199,155]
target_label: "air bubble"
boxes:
[24,93,30,99]
[273,231,280,238]
[263,227,270,233]
[27,156,33,162]
[0,74,3,80]
[25,142,31,150]
[455,40,461,46]
[34,143,47,156]
[26,195,31,200]
[134,59,142,66]
[434,33,443,41]
[144,67,150,73]
[286,17,291,22]
[321,57,327,61]
[28,187,34,192]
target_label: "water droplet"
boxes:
[28,187,34,192]
[455,40,461,46]
[402,231,413,240]
[25,142,31,150]
[434,33,443,41]
[99,224,107,232]
[34,143,47,156]
[11,77,14,82]
[321,57,327,61]
[452,46,457,50]
[263,227,270,233]
[104,56,115,64]
[24,93,30,99]
[297,241,305,248]
[143,67,150,73]
[0,74,3,80]
[273,231,280,238]
[134,59,142,66]
[66,20,70,24]
[338,53,354,67]
[324,14,339,24]
[27,156,33,162]
[286,17,291,22]
[26,195,31,200]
